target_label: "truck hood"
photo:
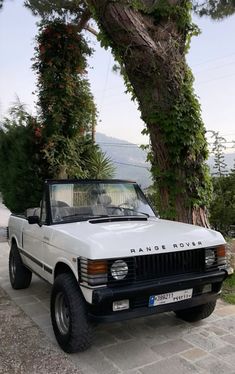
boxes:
[49,217,226,259]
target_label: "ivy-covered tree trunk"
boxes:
[33,21,97,180]
[88,0,212,226]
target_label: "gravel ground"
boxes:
[0,287,83,374]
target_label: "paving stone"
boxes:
[71,346,121,374]
[139,356,202,374]
[214,305,235,317]
[139,332,170,347]
[199,330,210,337]
[101,340,161,371]
[36,299,50,311]
[20,301,49,318]
[146,313,186,328]
[220,334,235,345]
[103,326,133,341]
[31,313,51,329]
[216,299,229,309]
[196,354,234,374]
[180,348,208,362]
[212,345,235,366]
[201,325,228,337]
[11,294,39,306]
[93,330,119,348]
[143,322,194,341]
[216,316,235,334]
[184,332,226,352]
[1,284,28,298]
[151,338,193,357]
[119,320,170,346]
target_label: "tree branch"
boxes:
[84,24,98,36]
[77,8,92,32]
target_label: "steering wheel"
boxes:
[117,203,149,217]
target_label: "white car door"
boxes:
[21,197,48,279]
[22,221,45,277]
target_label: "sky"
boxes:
[0,1,235,151]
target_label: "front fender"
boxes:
[10,235,21,250]
[54,257,78,282]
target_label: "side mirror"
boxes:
[27,215,40,225]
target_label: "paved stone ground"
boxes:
[1,242,235,373]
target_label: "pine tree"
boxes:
[211,131,228,177]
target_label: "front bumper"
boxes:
[88,269,227,322]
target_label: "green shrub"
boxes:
[0,105,47,212]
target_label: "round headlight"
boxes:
[205,249,216,267]
[111,260,128,280]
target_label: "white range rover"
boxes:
[8,179,228,352]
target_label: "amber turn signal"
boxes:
[87,260,108,275]
[217,245,226,258]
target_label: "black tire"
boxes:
[175,300,217,322]
[50,273,92,353]
[9,243,32,289]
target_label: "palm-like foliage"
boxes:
[86,150,115,179]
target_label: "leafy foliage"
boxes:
[86,150,115,179]
[148,68,212,217]
[193,0,235,19]
[0,21,114,212]
[222,271,235,304]
[0,103,46,212]
[24,0,86,22]
[209,172,235,235]
[33,21,94,137]
[210,131,228,177]
[91,1,213,221]
[32,21,97,178]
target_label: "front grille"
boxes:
[135,248,205,281]
[107,248,205,286]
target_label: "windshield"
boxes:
[49,181,155,223]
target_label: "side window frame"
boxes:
[40,183,51,225]
[40,193,47,225]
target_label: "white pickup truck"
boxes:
[8,179,228,353]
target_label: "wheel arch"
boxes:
[54,260,78,282]
[10,235,20,249]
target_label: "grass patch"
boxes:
[221,272,235,305]
[223,293,235,304]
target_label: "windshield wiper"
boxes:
[118,207,149,218]
[88,215,110,219]
[62,214,109,220]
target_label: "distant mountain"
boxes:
[96,133,152,188]
[96,133,235,187]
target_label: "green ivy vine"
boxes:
[32,20,97,178]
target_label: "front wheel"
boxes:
[175,300,217,322]
[50,273,92,353]
[9,243,32,289]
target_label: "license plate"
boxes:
[149,289,193,307]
